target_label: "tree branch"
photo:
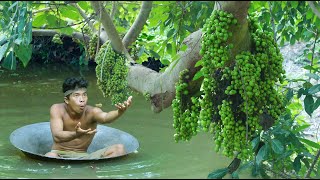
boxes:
[32,7,51,15]
[32,29,90,43]
[122,1,153,49]
[127,30,203,113]
[307,1,320,19]
[90,1,123,53]
[90,1,134,62]
[70,3,95,32]
[111,1,118,20]
[305,149,320,178]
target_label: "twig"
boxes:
[305,149,320,178]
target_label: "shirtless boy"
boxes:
[45,77,132,159]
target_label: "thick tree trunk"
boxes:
[128,1,251,113]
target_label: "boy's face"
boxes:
[64,88,88,113]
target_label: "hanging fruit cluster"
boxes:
[95,41,131,105]
[88,34,98,60]
[52,34,63,44]
[172,69,201,142]
[172,10,286,161]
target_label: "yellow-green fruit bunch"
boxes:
[52,34,63,44]
[201,10,285,161]
[88,34,98,60]
[172,69,201,142]
[95,42,131,105]
[199,10,237,133]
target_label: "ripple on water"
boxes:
[94,154,171,178]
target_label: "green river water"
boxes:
[0,64,254,179]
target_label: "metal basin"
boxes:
[10,122,139,161]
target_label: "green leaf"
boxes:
[292,124,310,133]
[304,65,318,71]
[193,70,203,81]
[161,59,170,65]
[304,95,314,116]
[149,50,160,59]
[297,88,306,98]
[59,6,81,21]
[305,73,320,80]
[207,167,229,179]
[180,44,188,52]
[259,164,270,179]
[1,50,16,70]
[299,138,320,149]
[167,28,175,38]
[14,44,32,67]
[285,89,294,102]
[313,98,320,111]
[59,27,74,36]
[291,1,298,8]
[77,1,90,12]
[271,139,284,154]
[32,13,47,27]
[0,42,9,61]
[256,144,268,164]
[293,155,302,173]
[303,81,313,89]
[25,21,32,44]
[194,59,203,67]
[308,84,320,94]
[166,43,172,55]
[306,10,314,19]
[251,136,260,152]
[290,35,296,45]
[46,14,58,27]
[137,46,145,57]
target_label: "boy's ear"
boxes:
[64,97,69,104]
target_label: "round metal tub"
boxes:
[10,122,139,161]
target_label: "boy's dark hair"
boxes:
[62,77,88,96]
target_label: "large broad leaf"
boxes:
[305,73,320,81]
[59,27,74,36]
[192,70,203,81]
[251,136,260,152]
[1,51,16,70]
[15,44,32,67]
[313,98,320,111]
[308,84,320,94]
[293,155,302,173]
[285,88,294,102]
[271,139,284,154]
[292,124,310,133]
[299,138,320,149]
[77,1,90,12]
[256,144,268,164]
[0,42,9,61]
[59,6,81,21]
[207,167,229,179]
[32,13,47,27]
[25,21,32,44]
[304,95,314,116]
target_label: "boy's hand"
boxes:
[115,96,133,113]
[75,122,97,135]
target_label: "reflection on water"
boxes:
[0,64,253,178]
